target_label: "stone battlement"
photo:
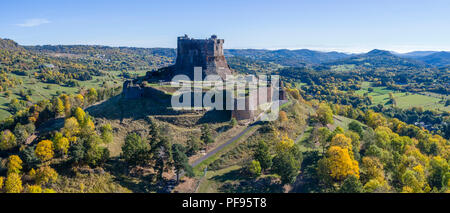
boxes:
[174,35,232,79]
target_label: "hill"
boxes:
[394,51,439,58]
[225,49,350,66]
[0,38,25,52]
[318,49,430,72]
[416,51,450,67]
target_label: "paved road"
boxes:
[191,123,257,167]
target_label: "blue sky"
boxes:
[1,0,449,53]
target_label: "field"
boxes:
[0,70,148,120]
[355,82,449,112]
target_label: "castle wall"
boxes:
[175,35,232,80]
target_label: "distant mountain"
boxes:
[394,51,439,58]
[416,51,450,67]
[318,49,430,72]
[225,49,350,67]
[0,38,26,52]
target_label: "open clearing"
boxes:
[355,82,449,112]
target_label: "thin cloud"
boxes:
[17,18,51,27]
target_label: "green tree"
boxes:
[348,121,363,136]
[122,133,151,167]
[272,151,302,185]
[229,118,237,128]
[316,127,331,154]
[339,175,363,193]
[13,123,35,145]
[186,135,202,156]
[247,160,262,177]
[172,144,193,182]
[200,124,214,145]
[100,124,114,144]
[428,156,449,190]
[20,146,40,169]
[254,140,272,171]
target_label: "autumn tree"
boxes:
[360,156,385,184]
[53,133,70,156]
[330,134,353,151]
[35,166,58,185]
[365,110,387,129]
[61,94,71,117]
[279,111,288,122]
[7,155,22,174]
[62,117,80,137]
[0,177,4,190]
[0,130,17,151]
[53,97,65,117]
[74,107,86,124]
[86,88,98,104]
[276,134,295,153]
[317,103,334,126]
[35,140,54,162]
[5,173,23,193]
[318,146,360,183]
[26,185,42,193]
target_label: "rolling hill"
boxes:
[225,49,351,66]
[416,51,450,67]
[318,49,431,72]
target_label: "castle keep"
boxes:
[173,35,233,79]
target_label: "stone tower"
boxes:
[174,35,233,79]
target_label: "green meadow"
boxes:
[355,82,449,112]
[0,70,149,120]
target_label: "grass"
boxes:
[196,165,283,193]
[196,165,242,193]
[332,115,366,131]
[355,81,449,112]
[192,125,260,176]
[0,71,125,120]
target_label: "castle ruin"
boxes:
[123,35,287,121]
[174,35,233,79]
